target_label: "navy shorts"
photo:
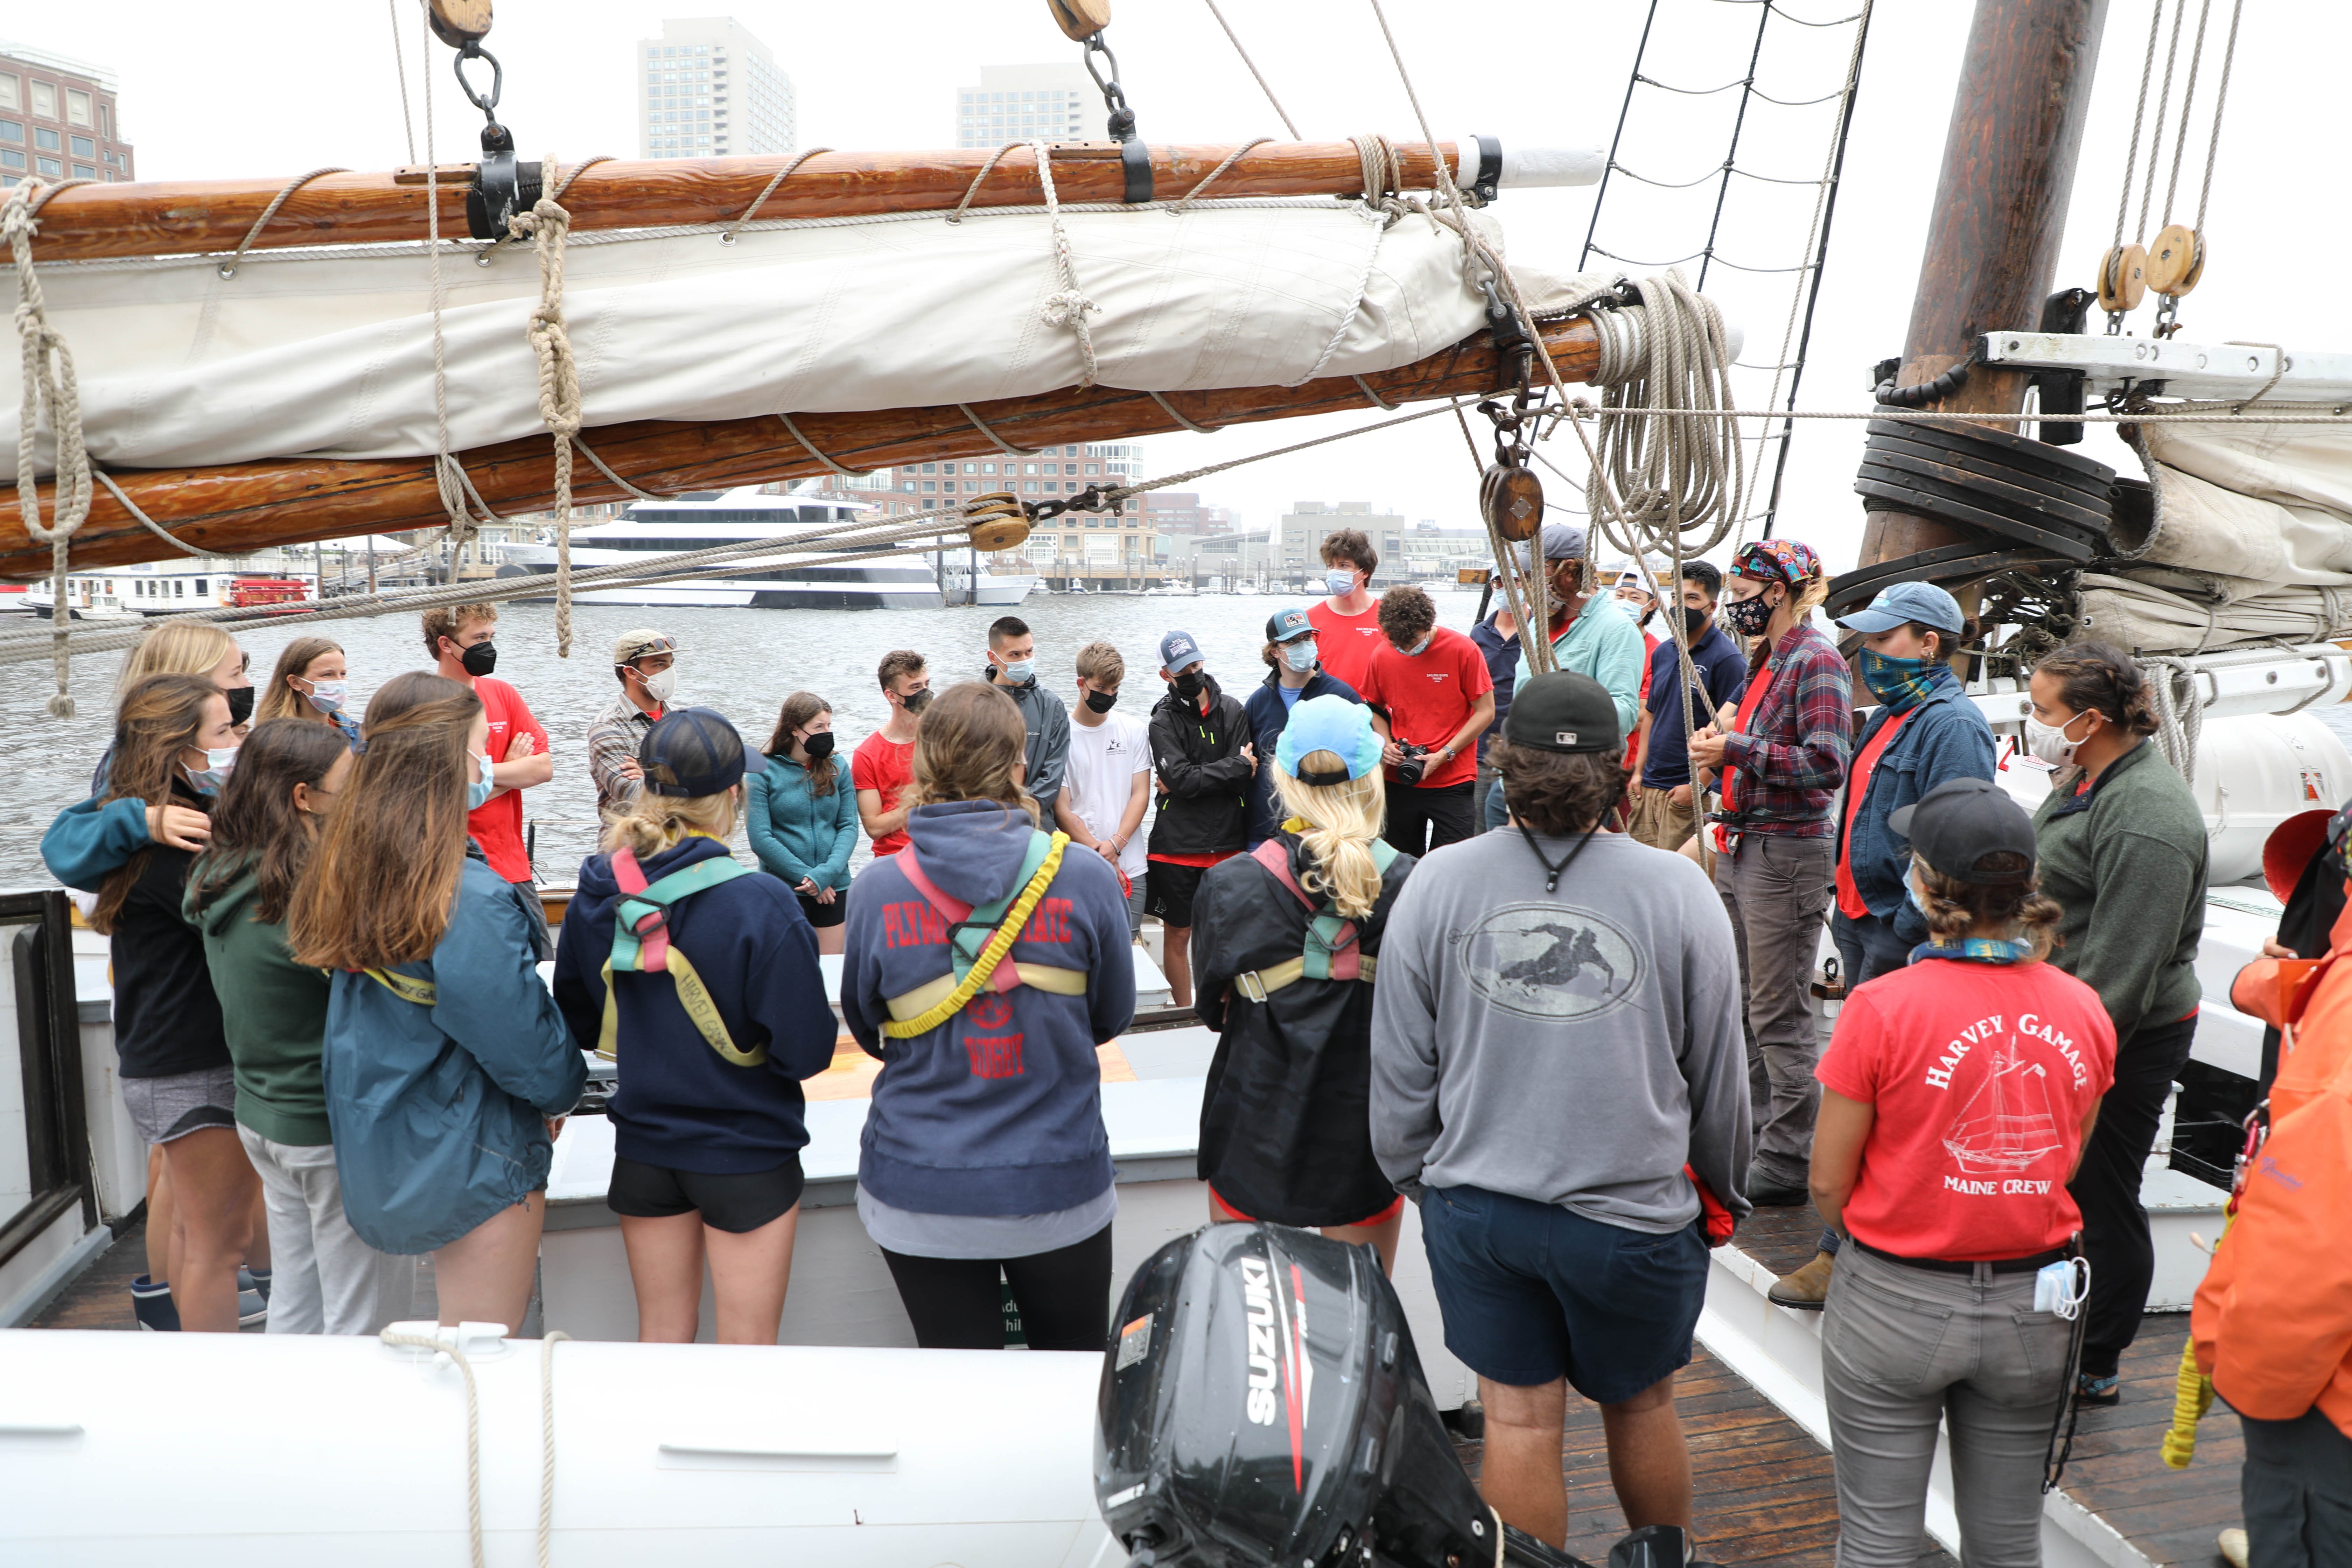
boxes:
[1418,1182,1707,1404]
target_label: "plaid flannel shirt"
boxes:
[586,691,660,816]
[1716,622,1852,838]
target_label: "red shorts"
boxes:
[1209,1185,1404,1230]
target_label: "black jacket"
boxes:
[113,778,229,1079]
[1240,667,1364,845]
[1190,832,1417,1224]
[1145,675,1255,858]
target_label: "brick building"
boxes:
[0,42,133,189]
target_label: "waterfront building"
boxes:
[864,444,1161,587]
[1274,501,1409,581]
[0,40,133,189]
[954,63,1095,149]
[636,17,793,161]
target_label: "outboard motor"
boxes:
[1095,1223,1695,1568]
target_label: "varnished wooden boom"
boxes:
[29,140,1463,266]
[0,318,1599,582]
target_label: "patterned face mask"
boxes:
[1858,648,1941,709]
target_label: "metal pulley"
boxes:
[966,492,1034,553]
[420,0,540,241]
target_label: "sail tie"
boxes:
[508,159,583,658]
[5,177,97,716]
[1029,141,1105,390]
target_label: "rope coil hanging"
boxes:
[508,158,582,657]
[6,178,95,716]
[1583,269,1744,562]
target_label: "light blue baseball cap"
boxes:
[1836,579,1965,637]
[1266,605,1315,642]
[1275,695,1383,785]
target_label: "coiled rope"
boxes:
[508,161,581,658]
[1585,268,1744,562]
[5,177,95,716]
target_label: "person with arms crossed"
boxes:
[1629,562,1744,853]
[1373,671,1750,1554]
[1354,584,1492,857]
[586,629,679,817]
[1055,641,1153,939]
[1145,630,1255,1009]
[1242,606,1364,848]
[1305,527,1386,695]
[853,649,931,857]
[426,603,555,959]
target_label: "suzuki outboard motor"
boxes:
[1094,1223,1695,1568]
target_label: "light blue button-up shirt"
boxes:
[1550,597,1648,735]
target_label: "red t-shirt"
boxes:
[1307,599,1386,696]
[468,677,548,883]
[1356,626,1494,790]
[1818,958,2117,1261]
[852,732,917,855]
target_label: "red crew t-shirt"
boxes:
[1817,957,2117,1261]
[1356,625,1494,791]
[1307,600,1386,696]
[852,732,917,856]
[468,677,549,884]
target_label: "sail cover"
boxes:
[8,202,1528,482]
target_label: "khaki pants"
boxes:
[1626,786,1698,852]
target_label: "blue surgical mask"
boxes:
[467,751,496,811]
[1908,877,1934,921]
[1325,570,1356,597]
[1281,639,1317,673]
[184,746,239,797]
[304,679,348,714]
[1000,658,1035,684]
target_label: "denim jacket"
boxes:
[1836,673,1997,939]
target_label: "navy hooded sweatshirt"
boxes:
[554,835,836,1173]
[840,799,1136,1216]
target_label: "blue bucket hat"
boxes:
[1275,695,1383,786]
[1835,580,1965,637]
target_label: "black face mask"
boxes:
[457,639,499,678]
[224,684,255,727]
[1682,604,1710,637]
[901,688,933,715]
[801,731,836,762]
[1173,671,1206,702]
[1084,690,1119,715]
[1721,592,1776,638]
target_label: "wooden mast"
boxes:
[1856,0,2109,568]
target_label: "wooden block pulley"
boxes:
[2096,243,2147,314]
[964,491,1032,553]
[1480,463,1544,543]
[1046,0,1114,42]
[2143,224,2205,296]
[427,0,494,49]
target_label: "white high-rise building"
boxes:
[954,63,1098,150]
[636,17,793,161]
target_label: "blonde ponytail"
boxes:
[1271,756,1388,921]
[600,788,741,859]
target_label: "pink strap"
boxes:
[896,850,1022,994]
[610,847,671,970]
[1251,840,1362,979]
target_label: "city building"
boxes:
[636,18,794,162]
[863,442,1160,585]
[0,41,133,189]
[1273,501,1410,581]
[1140,492,1234,539]
[954,63,1098,150]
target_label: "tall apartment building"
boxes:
[636,18,794,161]
[954,63,1098,149]
[0,41,133,189]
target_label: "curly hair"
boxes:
[1492,738,1626,835]
[1911,853,2065,960]
[2033,641,2160,737]
[1376,584,1436,645]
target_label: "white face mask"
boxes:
[1281,639,1318,673]
[303,679,348,714]
[2023,708,2094,768]
[638,665,678,704]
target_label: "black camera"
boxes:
[1392,742,1431,786]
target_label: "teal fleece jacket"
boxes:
[745,752,859,893]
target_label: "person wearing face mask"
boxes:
[1055,642,1153,938]
[426,603,555,958]
[256,637,362,751]
[747,691,859,956]
[1684,539,1853,1212]
[2025,641,2208,1407]
[555,709,836,1345]
[1305,529,1386,695]
[1146,631,1258,1008]
[289,673,585,1333]
[854,650,932,857]
[588,629,681,816]
[1630,562,1745,854]
[983,615,1070,813]
[1764,582,1997,1312]
[187,719,414,1336]
[47,674,259,1332]
[1242,606,1366,848]
[1357,585,1493,857]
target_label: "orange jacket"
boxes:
[2198,895,2352,1437]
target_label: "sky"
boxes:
[26,0,2350,575]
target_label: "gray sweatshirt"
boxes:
[1370,829,1751,1234]
[992,670,1071,811]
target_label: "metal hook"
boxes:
[452,41,503,120]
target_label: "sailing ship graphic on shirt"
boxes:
[1455,903,1642,1021]
[1941,1035,2063,1175]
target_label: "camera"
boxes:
[1392,742,1431,786]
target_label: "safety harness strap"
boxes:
[1230,836,1397,995]
[881,832,1073,1039]
[600,845,764,1067]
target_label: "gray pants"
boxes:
[2241,1404,2352,1568]
[239,1127,415,1336]
[1822,1242,2072,1568]
[1713,832,1833,1185]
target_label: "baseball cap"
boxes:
[614,629,679,666]
[1835,581,1965,638]
[1266,606,1315,643]
[1886,777,2037,883]
[1159,630,1203,675]
[1515,522,1588,569]
[638,707,747,798]
[1275,695,1383,785]
[1501,670,1621,754]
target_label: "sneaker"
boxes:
[240,1266,272,1305]
[2075,1372,2121,1407]
[238,1284,268,1328]
[129,1276,179,1332]
[1768,1250,1836,1310]
[1746,1169,1810,1207]
[2217,1527,2248,1568]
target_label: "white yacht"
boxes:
[937,560,1039,608]
[32,558,316,620]
[499,487,943,610]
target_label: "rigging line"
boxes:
[1581,0,1661,271]
[2191,0,2245,237]
[1747,85,1850,108]
[1607,162,1732,191]
[1694,0,1776,294]
[2160,0,2217,227]
[1588,243,1708,269]
[1759,5,1868,26]
[1726,167,1834,187]
[1633,73,1749,97]
[2112,0,2167,249]
[387,0,417,166]
[1200,0,1302,140]
[2134,0,2189,244]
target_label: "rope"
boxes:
[95,468,231,556]
[720,147,833,244]
[1353,374,1399,411]
[6,179,94,716]
[508,159,582,656]
[947,142,1028,224]
[1351,133,1401,205]
[380,1328,486,1568]
[538,1331,570,1566]
[2160,0,2216,229]
[2112,0,2166,251]
[2135,0,2189,245]
[217,168,350,279]
[2141,654,2206,782]
[1029,142,1104,389]
[778,413,866,477]
[387,0,418,166]
[1584,270,1744,559]
[1200,0,1301,139]
[1147,389,1223,433]
[419,0,474,561]
[546,157,611,208]
[958,403,1041,458]
[1174,138,1272,212]
[2191,0,2244,238]
[572,432,663,500]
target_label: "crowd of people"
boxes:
[40,513,2351,1568]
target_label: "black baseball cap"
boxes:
[1502,670,1621,755]
[1886,777,2038,883]
[639,707,747,798]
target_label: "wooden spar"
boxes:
[29,140,1464,266]
[1856,0,2108,568]
[0,318,1600,583]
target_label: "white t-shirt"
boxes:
[1063,712,1151,878]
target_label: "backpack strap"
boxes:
[360,967,437,1006]
[881,832,1075,1038]
[1228,836,1399,1000]
[599,845,765,1068]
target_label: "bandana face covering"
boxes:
[1859,648,1941,710]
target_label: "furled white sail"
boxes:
[7,202,1532,482]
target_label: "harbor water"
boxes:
[0,587,1499,889]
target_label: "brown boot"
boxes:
[1768,1249,1836,1310]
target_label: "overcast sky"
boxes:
[28,0,2347,573]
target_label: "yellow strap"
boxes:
[880,833,1070,1039]
[2160,1209,2232,1469]
[886,961,1090,1020]
[363,967,438,1007]
[598,953,769,1068]
[1231,952,1378,1003]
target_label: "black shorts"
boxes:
[608,1153,805,1234]
[1146,860,1213,927]
[796,889,848,929]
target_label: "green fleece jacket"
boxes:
[2032,739,2208,1043]
[185,862,332,1146]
